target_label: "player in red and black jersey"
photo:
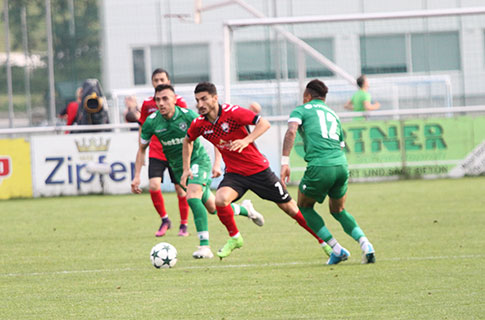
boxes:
[181,82,331,259]
[133,68,190,237]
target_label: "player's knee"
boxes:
[148,180,161,191]
[215,197,231,207]
[148,184,160,192]
[279,201,299,217]
[329,203,344,214]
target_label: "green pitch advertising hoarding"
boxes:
[290,115,485,181]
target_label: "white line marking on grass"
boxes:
[2,254,483,278]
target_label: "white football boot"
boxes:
[241,199,265,227]
[192,245,214,259]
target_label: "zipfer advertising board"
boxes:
[31,132,149,197]
[0,138,33,199]
[290,115,485,182]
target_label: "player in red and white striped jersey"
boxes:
[133,68,190,237]
[181,82,332,259]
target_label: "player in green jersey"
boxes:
[131,84,264,259]
[344,75,380,121]
[281,79,376,265]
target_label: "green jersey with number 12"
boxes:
[288,99,347,167]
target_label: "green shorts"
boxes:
[299,165,349,203]
[174,161,212,188]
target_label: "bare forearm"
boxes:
[213,147,222,168]
[344,101,353,110]
[134,146,147,178]
[282,129,296,156]
[182,137,194,171]
[246,118,270,144]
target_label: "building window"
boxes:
[236,38,334,81]
[132,49,146,85]
[151,43,210,84]
[411,32,461,72]
[360,32,461,75]
[236,41,275,81]
[288,38,334,78]
[360,34,407,74]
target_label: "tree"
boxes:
[1,0,101,113]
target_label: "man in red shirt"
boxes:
[59,87,82,133]
[181,82,332,259]
[135,68,190,237]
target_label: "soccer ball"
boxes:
[150,242,178,269]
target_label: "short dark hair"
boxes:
[356,75,366,88]
[152,68,170,80]
[194,82,217,95]
[154,84,175,95]
[305,79,328,100]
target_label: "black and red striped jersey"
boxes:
[187,103,270,176]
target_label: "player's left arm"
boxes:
[280,121,299,188]
[229,116,271,153]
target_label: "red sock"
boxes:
[293,211,324,244]
[216,204,239,237]
[150,190,167,218]
[178,195,189,225]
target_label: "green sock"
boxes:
[232,203,248,217]
[299,206,333,242]
[187,198,209,246]
[330,209,365,241]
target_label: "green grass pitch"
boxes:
[1,177,484,319]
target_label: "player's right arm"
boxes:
[131,141,149,194]
[344,100,354,111]
[281,121,299,188]
[131,118,154,194]
[181,137,194,189]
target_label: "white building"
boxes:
[101,0,485,110]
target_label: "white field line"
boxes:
[1,254,483,278]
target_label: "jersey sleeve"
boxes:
[186,118,201,141]
[138,101,150,125]
[288,107,303,125]
[140,116,155,145]
[231,106,259,125]
[363,91,371,102]
[187,109,199,122]
[180,107,199,128]
[175,95,188,108]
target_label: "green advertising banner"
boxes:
[290,115,485,181]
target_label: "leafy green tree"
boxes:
[1,0,101,113]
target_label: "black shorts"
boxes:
[148,157,176,183]
[218,167,292,203]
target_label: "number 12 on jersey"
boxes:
[316,110,339,141]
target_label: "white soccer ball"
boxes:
[150,242,178,269]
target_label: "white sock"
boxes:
[359,237,369,251]
[198,231,209,241]
[232,204,241,215]
[232,232,240,239]
[327,238,342,255]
